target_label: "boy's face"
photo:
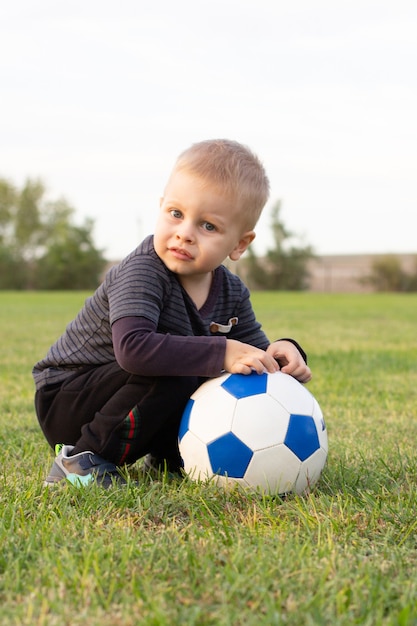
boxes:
[154,169,255,279]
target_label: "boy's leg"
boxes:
[77,374,199,467]
[35,362,133,449]
[35,362,199,466]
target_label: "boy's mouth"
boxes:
[169,247,193,261]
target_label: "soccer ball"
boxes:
[178,371,328,495]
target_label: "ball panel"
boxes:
[284,413,320,461]
[207,432,253,478]
[178,398,193,441]
[179,431,213,479]
[267,372,314,415]
[312,398,328,451]
[294,448,328,494]
[232,394,290,449]
[244,445,301,494]
[222,371,268,399]
[190,372,230,401]
[187,386,237,443]
[214,475,248,490]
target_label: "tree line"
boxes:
[241,202,417,292]
[0,178,106,289]
[0,178,316,291]
[3,176,413,292]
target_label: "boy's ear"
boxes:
[229,231,256,261]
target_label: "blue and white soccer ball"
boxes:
[178,371,328,495]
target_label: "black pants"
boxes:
[35,362,199,466]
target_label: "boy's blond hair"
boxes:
[172,139,270,230]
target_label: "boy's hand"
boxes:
[224,339,280,375]
[266,340,312,383]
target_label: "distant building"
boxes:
[307,253,417,292]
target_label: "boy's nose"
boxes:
[176,222,195,243]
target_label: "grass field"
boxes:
[1,290,417,625]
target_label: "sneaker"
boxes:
[44,444,127,488]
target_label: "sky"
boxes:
[1,0,416,260]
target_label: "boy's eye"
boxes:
[202,222,216,232]
[170,209,182,219]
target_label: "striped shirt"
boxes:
[32,235,269,390]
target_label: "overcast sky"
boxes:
[1,0,416,260]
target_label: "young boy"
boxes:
[33,139,311,488]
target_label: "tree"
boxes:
[363,255,417,292]
[14,179,44,259]
[246,200,314,290]
[35,217,105,290]
[0,177,106,289]
[0,179,28,288]
[0,245,27,288]
[0,179,17,243]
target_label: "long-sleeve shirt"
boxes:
[33,235,271,390]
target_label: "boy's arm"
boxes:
[112,316,227,378]
[113,317,309,380]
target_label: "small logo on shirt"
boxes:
[209,317,238,334]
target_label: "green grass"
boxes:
[1,291,417,625]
